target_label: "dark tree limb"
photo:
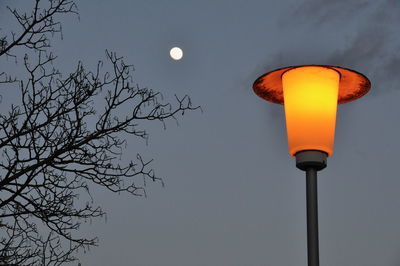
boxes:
[0,1,199,265]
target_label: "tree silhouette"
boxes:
[0,0,197,264]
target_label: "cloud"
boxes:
[290,0,371,26]
[255,0,400,93]
[316,0,400,92]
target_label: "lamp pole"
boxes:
[252,65,371,266]
[306,167,319,266]
[296,150,327,266]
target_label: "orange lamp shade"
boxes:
[253,65,371,157]
[282,67,339,156]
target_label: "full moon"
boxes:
[169,47,183,60]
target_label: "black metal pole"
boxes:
[306,167,319,266]
[296,150,326,266]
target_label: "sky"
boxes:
[1,0,400,265]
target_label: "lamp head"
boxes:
[253,65,371,157]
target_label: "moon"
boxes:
[170,47,183,60]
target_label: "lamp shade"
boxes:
[253,65,371,156]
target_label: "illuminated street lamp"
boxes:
[253,65,371,266]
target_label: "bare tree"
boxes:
[0,1,198,265]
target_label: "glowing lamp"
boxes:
[253,65,370,157]
[253,65,370,266]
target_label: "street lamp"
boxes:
[253,65,371,266]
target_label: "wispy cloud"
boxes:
[255,0,400,93]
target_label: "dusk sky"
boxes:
[2,0,400,265]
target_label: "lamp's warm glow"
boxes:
[253,64,371,157]
[282,66,339,156]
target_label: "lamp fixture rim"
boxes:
[253,65,371,105]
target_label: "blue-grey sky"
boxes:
[2,0,400,265]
